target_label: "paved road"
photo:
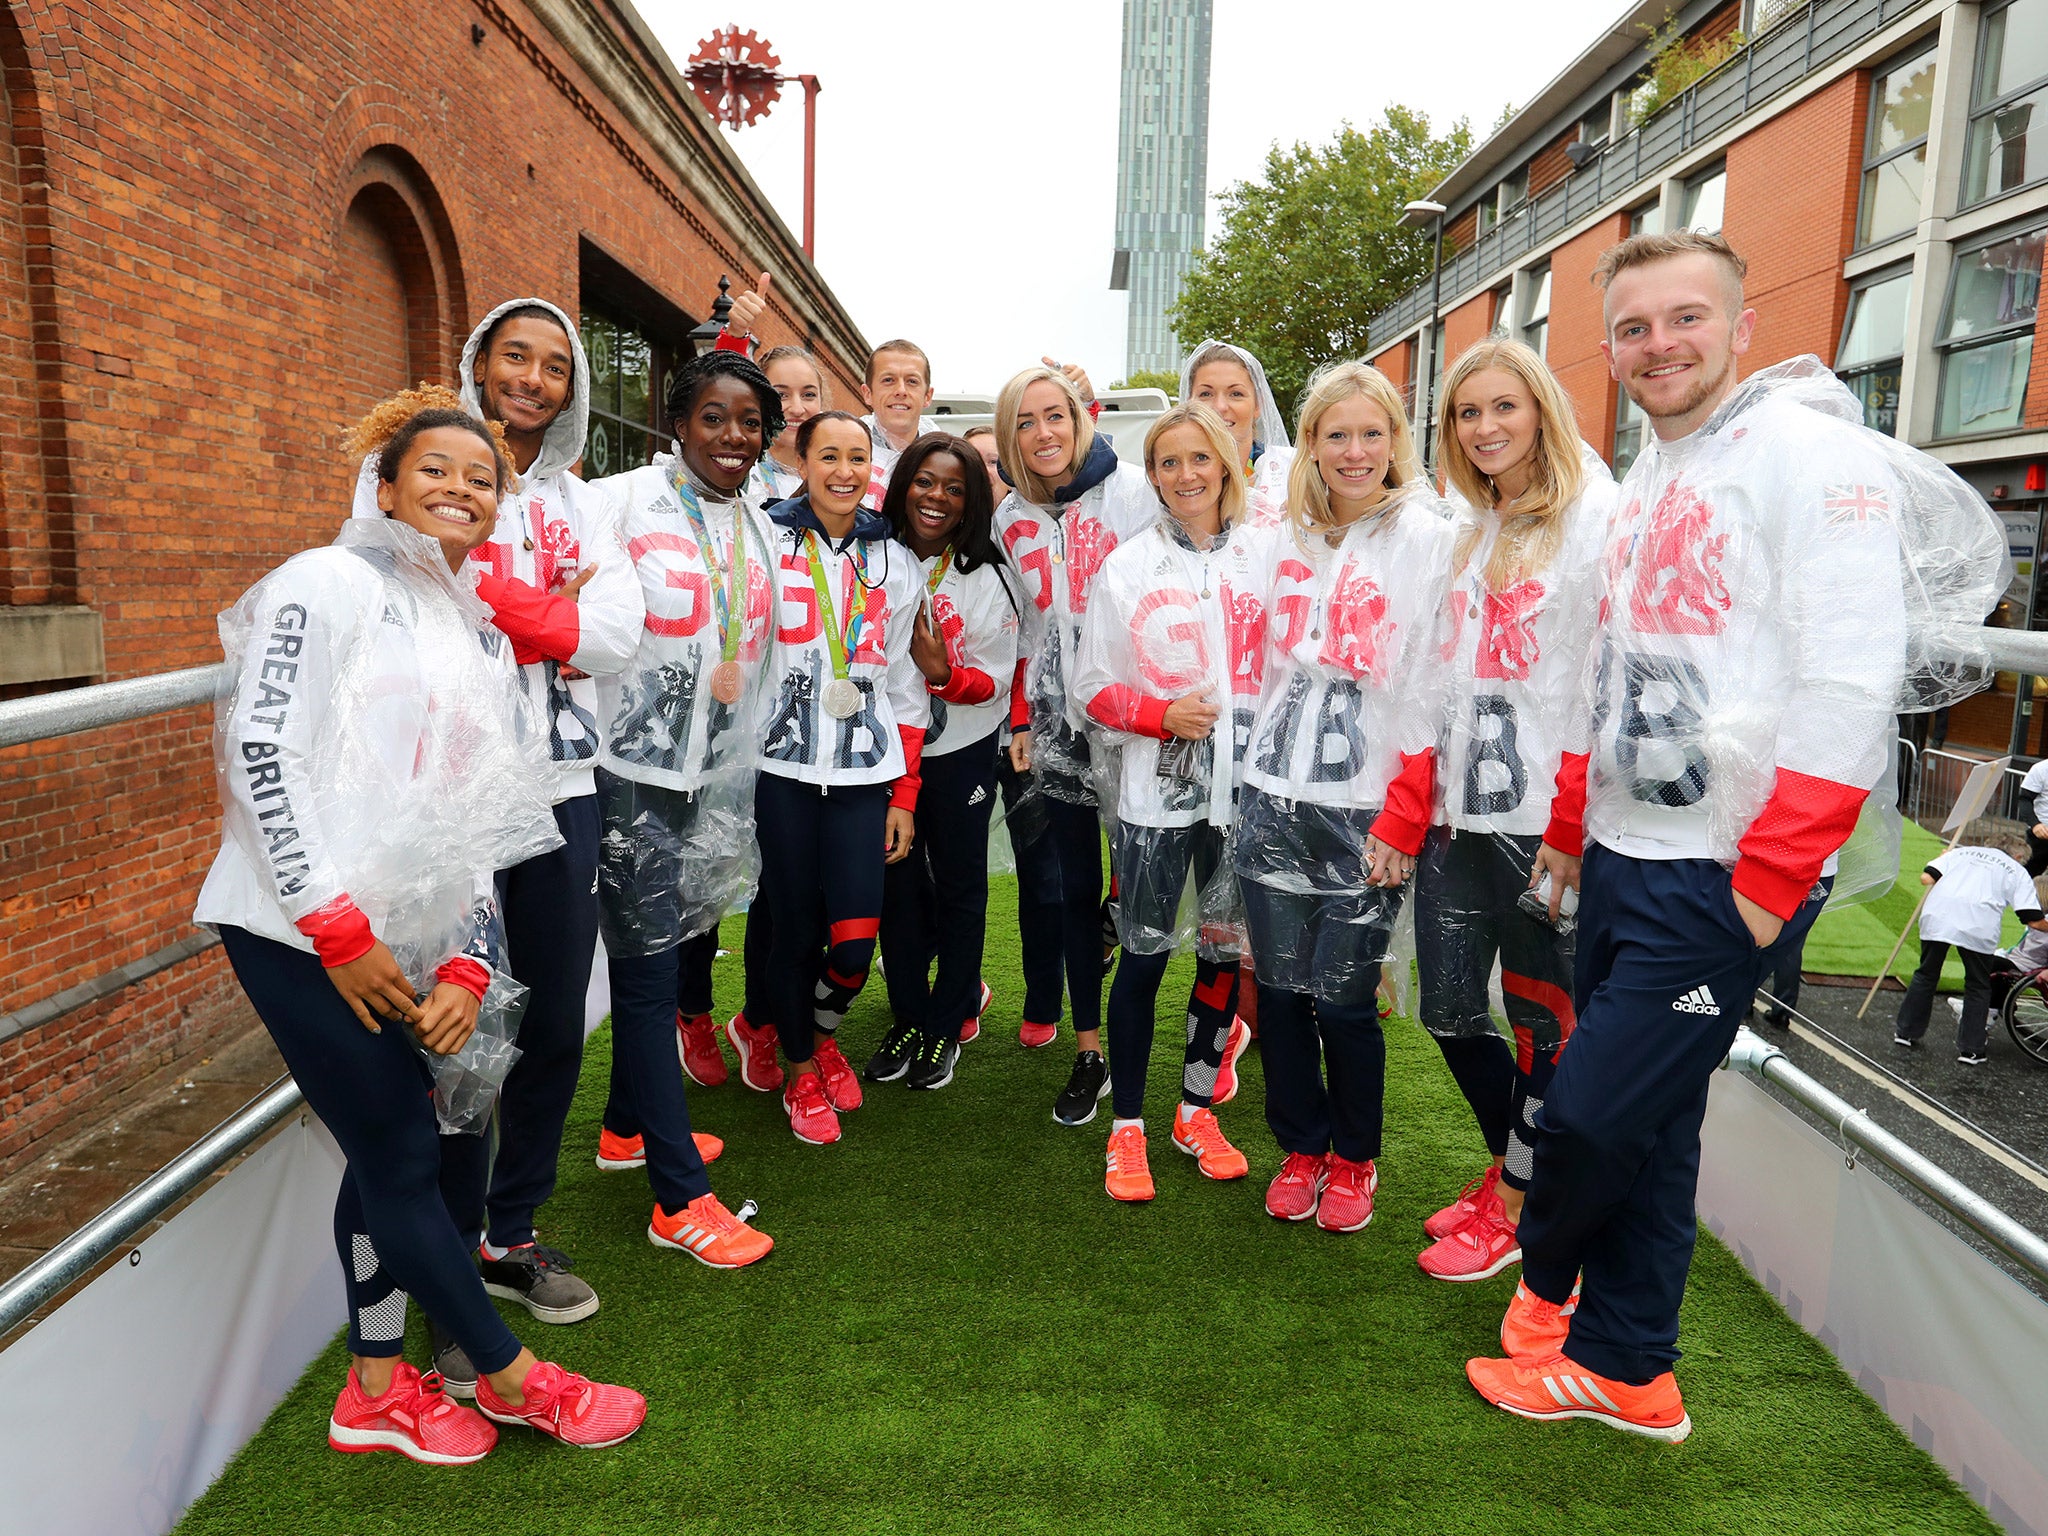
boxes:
[1749,975,2048,1296]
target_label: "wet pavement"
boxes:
[1750,976,2048,1297]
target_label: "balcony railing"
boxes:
[1368,0,1928,348]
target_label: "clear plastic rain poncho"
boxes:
[590,456,780,956]
[1583,357,2010,908]
[203,518,561,1119]
[1072,515,1256,959]
[1223,493,1457,1005]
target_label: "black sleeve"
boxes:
[1923,865,1942,882]
[2018,908,2044,925]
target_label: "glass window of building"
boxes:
[1681,165,1726,233]
[1964,0,2048,205]
[1934,223,2044,438]
[1630,199,1664,237]
[1835,267,1913,435]
[582,308,670,477]
[1520,265,1552,359]
[1614,388,1651,478]
[1859,43,1937,246]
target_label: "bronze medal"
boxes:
[823,677,862,719]
[709,659,744,704]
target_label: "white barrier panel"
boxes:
[0,1114,345,1536]
[1699,1071,2048,1536]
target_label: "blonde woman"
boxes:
[995,363,1158,1124]
[1226,362,1453,1234]
[1072,403,1260,1199]
[1411,338,1620,1283]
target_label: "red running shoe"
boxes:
[1424,1165,1502,1240]
[961,981,993,1045]
[1264,1151,1329,1221]
[1418,1199,1520,1282]
[1465,1351,1691,1442]
[595,1129,722,1169]
[1018,1018,1058,1049]
[725,1011,784,1093]
[328,1361,497,1465]
[649,1193,773,1268]
[813,1037,863,1111]
[677,1011,729,1088]
[1501,1277,1580,1361]
[783,1070,842,1145]
[1211,1016,1252,1106]
[1316,1155,1377,1233]
[474,1360,647,1449]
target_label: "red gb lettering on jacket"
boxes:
[776,552,820,643]
[1063,514,1117,613]
[1630,481,1730,636]
[1273,558,1314,651]
[1225,581,1266,697]
[630,531,711,639]
[1317,563,1392,679]
[1131,587,1206,693]
[1477,577,1545,680]
[1001,519,1052,611]
[469,540,514,582]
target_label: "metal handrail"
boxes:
[0,1076,306,1340]
[1724,1026,2048,1283]
[0,663,222,750]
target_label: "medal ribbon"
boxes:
[666,463,747,665]
[805,530,871,684]
[924,544,952,597]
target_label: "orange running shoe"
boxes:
[474,1361,647,1449]
[1265,1151,1329,1221]
[1500,1277,1581,1361]
[960,981,992,1045]
[783,1070,842,1145]
[1105,1124,1155,1202]
[1211,1017,1252,1106]
[1170,1106,1249,1180]
[677,1011,729,1088]
[1316,1155,1377,1232]
[1418,1199,1520,1282]
[648,1193,773,1268]
[1424,1165,1502,1240]
[726,1011,785,1093]
[595,1129,722,1169]
[1465,1351,1691,1442]
[1018,1018,1059,1049]
[813,1037,864,1112]
[328,1361,497,1465]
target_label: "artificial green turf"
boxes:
[176,881,1994,1536]
[1801,819,2024,987]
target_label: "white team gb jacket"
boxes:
[918,550,1020,759]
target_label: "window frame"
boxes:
[1613,386,1650,479]
[1834,263,1913,436]
[1519,264,1552,360]
[581,306,676,479]
[1856,39,1938,249]
[1932,217,2046,441]
[1680,162,1727,234]
[1962,0,2048,208]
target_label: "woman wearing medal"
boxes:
[754,410,931,1145]
[868,433,1020,1091]
[1229,361,1454,1236]
[582,348,781,1267]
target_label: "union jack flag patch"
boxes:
[1821,483,1891,527]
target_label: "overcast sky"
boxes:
[637,0,1627,393]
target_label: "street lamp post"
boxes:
[1401,198,1448,465]
[687,275,735,358]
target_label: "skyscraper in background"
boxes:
[1110,0,1211,380]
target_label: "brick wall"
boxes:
[2026,235,2048,432]
[1443,289,1499,368]
[0,0,865,1176]
[1545,213,1633,452]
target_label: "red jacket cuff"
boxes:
[932,665,995,706]
[296,895,376,968]
[1733,766,1870,920]
[435,956,490,1001]
[1543,751,1589,857]
[1086,399,1103,421]
[1086,683,1172,739]
[475,572,581,666]
[1009,658,1031,731]
[715,330,755,357]
[892,725,926,811]
[1371,749,1434,857]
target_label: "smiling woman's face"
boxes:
[376,425,501,568]
[680,375,765,493]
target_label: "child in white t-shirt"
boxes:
[1894,843,2048,1063]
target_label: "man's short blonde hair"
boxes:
[1593,230,1748,323]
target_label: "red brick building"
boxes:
[0,0,868,1174]
[1371,0,2048,759]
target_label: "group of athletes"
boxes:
[194,226,2007,1464]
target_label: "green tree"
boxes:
[1169,105,1473,416]
[1109,369,1181,396]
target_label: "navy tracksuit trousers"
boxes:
[439,794,600,1251]
[880,732,1000,1041]
[999,754,1067,1027]
[1517,845,1828,1384]
[601,945,714,1213]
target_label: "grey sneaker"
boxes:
[477,1242,599,1324]
[426,1316,477,1400]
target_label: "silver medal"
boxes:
[823,677,862,719]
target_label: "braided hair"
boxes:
[665,348,785,451]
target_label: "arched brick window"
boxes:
[328,149,467,427]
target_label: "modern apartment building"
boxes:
[1111,0,1213,377]
[1367,0,2048,757]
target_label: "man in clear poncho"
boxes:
[1466,231,2008,1441]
